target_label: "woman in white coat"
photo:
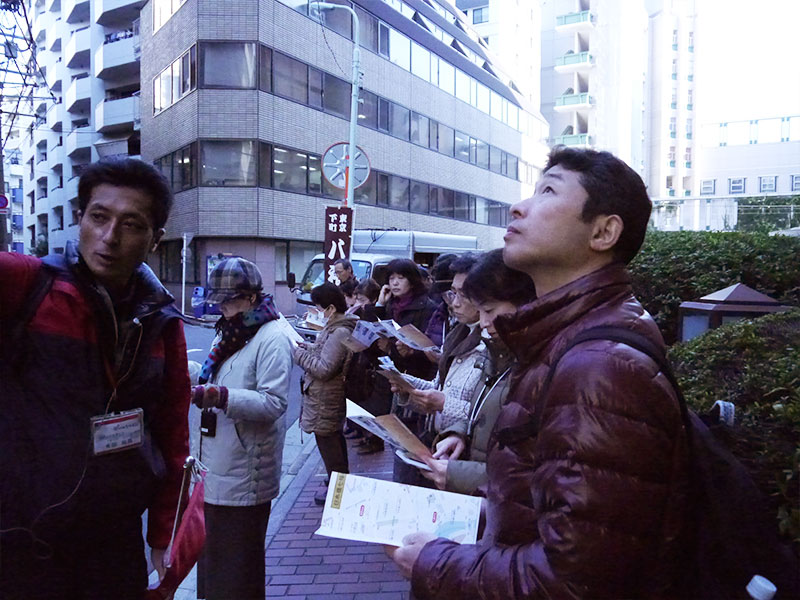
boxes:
[192,257,294,600]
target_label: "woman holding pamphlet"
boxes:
[374,259,437,485]
[193,257,294,600]
[294,283,358,504]
[421,249,535,495]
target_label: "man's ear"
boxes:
[151,228,166,252]
[77,210,83,223]
[589,214,623,253]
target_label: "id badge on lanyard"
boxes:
[90,408,144,455]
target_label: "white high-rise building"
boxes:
[21,0,143,255]
[540,0,649,174]
[644,0,696,199]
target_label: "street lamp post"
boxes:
[311,1,361,207]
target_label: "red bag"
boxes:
[145,458,206,600]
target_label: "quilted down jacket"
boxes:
[411,263,690,599]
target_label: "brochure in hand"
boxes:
[345,399,432,463]
[315,472,482,547]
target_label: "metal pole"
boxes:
[181,233,187,315]
[312,2,361,207]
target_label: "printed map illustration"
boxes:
[315,473,482,547]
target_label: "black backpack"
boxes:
[497,326,799,599]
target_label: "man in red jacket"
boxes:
[388,148,690,598]
[0,159,190,600]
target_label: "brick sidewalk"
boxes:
[263,436,410,599]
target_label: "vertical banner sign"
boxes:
[323,205,354,285]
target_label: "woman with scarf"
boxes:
[294,283,359,504]
[192,257,294,600]
[374,258,437,485]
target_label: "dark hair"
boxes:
[463,249,535,307]
[311,282,347,314]
[355,278,380,303]
[339,278,358,297]
[334,259,353,271]
[78,159,174,231]
[386,258,426,296]
[545,147,652,264]
[450,252,481,275]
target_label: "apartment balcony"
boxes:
[66,126,95,159]
[95,0,146,27]
[64,0,90,23]
[65,76,91,113]
[95,35,139,80]
[46,102,63,131]
[553,92,595,113]
[553,133,593,147]
[65,173,80,201]
[48,143,65,170]
[95,96,136,133]
[555,10,595,32]
[45,59,63,91]
[66,26,90,68]
[47,0,61,12]
[554,51,595,73]
[32,11,51,45]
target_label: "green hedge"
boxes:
[629,231,800,345]
[669,310,800,544]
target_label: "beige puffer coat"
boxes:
[295,314,357,435]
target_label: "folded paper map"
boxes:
[345,399,432,462]
[394,323,438,351]
[315,472,482,546]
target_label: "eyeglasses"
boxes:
[442,290,468,304]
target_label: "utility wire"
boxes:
[313,4,350,80]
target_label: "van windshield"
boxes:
[299,259,373,291]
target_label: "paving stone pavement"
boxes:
[263,434,409,599]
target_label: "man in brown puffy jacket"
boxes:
[388,147,691,599]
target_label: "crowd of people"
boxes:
[1,147,698,600]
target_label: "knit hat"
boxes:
[205,257,263,305]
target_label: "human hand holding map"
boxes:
[315,472,482,547]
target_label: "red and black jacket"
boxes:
[0,243,190,549]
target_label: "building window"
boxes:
[154,142,197,192]
[273,147,309,194]
[259,46,272,93]
[700,179,715,195]
[473,7,488,24]
[199,42,256,89]
[308,68,323,109]
[258,142,272,188]
[729,177,746,194]
[388,175,409,210]
[358,90,378,129]
[153,0,188,32]
[153,45,196,113]
[322,72,351,119]
[355,170,377,205]
[792,175,800,192]
[759,176,777,193]
[388,103,410,140]
[474,139,489,169]
[273,51,308,104]
[200,140,257,186]
[410,112,429,147]
[454,130,469,162]
[409,180,429,214]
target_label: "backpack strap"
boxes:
[2,263,57,364]
[495,325,690,448]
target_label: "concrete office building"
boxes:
[21,0,144,255]
[540,0,648,174]
[140,0,549,312]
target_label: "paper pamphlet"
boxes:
[394,324,438,351]
[395,449,432,472]
[316,472,481,546]
[277,313,305,348]
[376,367,417,395]
[304,308,326,330]
[376,319,401,338]
[345,399,432,461]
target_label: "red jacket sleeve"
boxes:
[0,252,42,321]
[146,317,191,549]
